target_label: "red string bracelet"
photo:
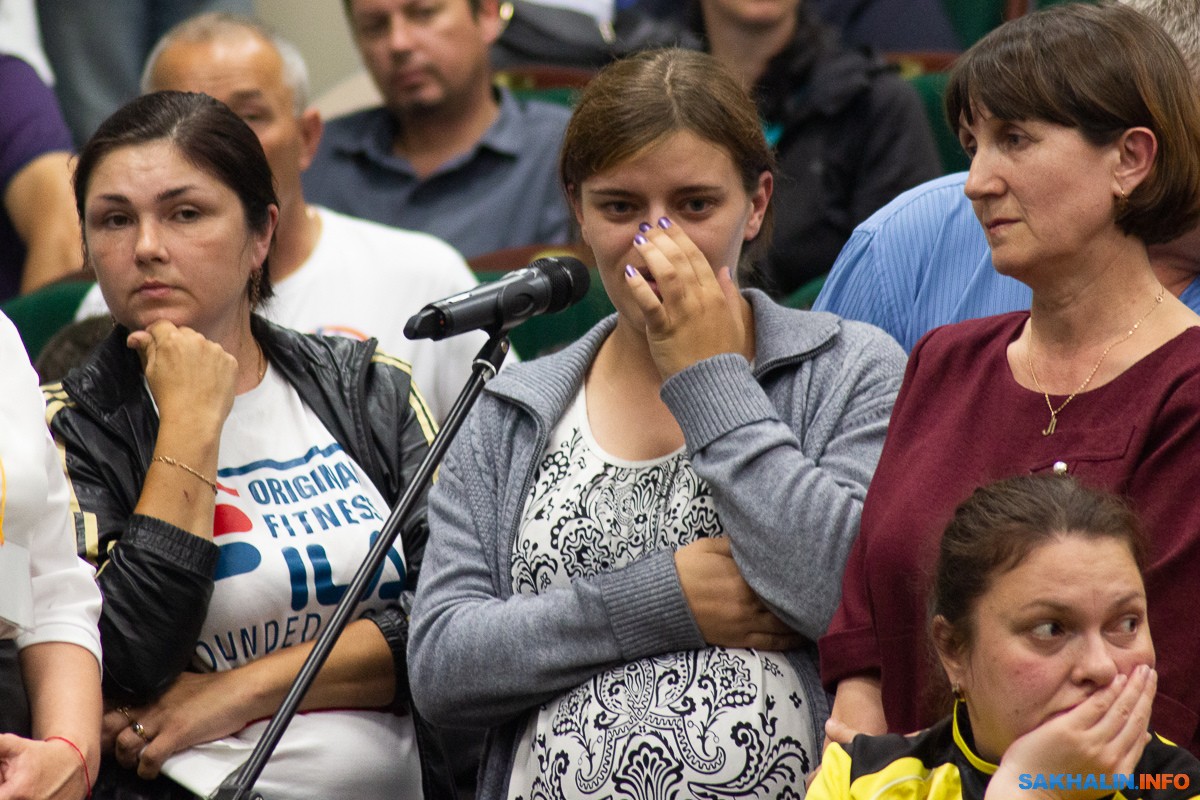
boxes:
[45,736,92,799]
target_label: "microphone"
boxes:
[404,256,591,341]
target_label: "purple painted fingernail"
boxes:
[634,234,648,245]
[657,216,672,229]
[638,221,652,233]
[624,264,637,278]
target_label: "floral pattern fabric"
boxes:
[507,391,816,799]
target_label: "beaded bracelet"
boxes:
[45,735,92,799]
[153,455,218,495]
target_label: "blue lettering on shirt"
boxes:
[214,541,262,580]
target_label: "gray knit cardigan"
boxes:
[408,289,907,798]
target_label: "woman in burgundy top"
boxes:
[821,2,1200,757]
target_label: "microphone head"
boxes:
[529,256,590,313]
[403,306,445,340]
[402,255,591,341]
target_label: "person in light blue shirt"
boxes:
[814,171,1200,352]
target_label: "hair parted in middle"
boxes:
[74,90,279,306]
[559,47,776,270]
[930,473,1147,660]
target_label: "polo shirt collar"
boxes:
[476,86,526,158]
[337,85,525,163]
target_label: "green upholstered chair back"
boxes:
[941,0,1006,49]
[906,71,970,175]
[1,276,97,361]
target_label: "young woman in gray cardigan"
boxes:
[408,49,907,799]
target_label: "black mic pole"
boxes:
[212,333,512,800]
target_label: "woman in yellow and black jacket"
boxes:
[817,702,1200,800]
[811,475,1200,800]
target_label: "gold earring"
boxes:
[1115,185,1130,215]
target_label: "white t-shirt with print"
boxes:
[267,206,487,421]
[159,364,421,800]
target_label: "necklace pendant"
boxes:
[1042,416,1057,436]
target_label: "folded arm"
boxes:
[661,328,904,642]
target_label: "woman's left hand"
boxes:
[0,734,88,800]
[108,671,252,780]
[626,218,748,378]
[105,615,395,781]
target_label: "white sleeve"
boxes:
[17,425,103,665]
[0,313,102,664]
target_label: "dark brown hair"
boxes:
[559,48,776,270]
[74,91,278,304]
[931,474,1147,658]
[945,1,1200,245]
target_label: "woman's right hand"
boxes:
[986,664,1156,800]
[674,537,801,650]
[626,219,750,380]
[127,319,238,435]
[128,320,235,536]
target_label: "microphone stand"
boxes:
[212,333,512,800]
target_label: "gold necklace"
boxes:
[1026,285,1164,436]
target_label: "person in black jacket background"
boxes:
[686,0,942,298]
[44,90,452,799]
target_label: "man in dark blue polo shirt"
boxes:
[304,0,572,260]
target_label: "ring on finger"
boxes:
[131,721,151,742]
[116,705,133,723]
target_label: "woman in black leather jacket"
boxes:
[44,91,451,800]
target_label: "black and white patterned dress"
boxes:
[507,390,816,800]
